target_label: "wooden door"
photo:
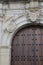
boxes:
[11,26,43,65]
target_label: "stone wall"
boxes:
[0,2,43,65]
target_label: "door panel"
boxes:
[11,26,43,65]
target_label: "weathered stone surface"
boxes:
[0,2,43,65]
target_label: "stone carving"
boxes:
[3,16,16,33]
[29,1,40,22]
[6,20,16,33]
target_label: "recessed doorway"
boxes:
[11,25,43,65]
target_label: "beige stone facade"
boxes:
[0,2,43,65]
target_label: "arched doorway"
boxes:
[11,25,43,65]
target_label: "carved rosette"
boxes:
[29,1,40,22]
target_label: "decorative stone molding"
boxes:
[28,1,40,22]
[0,2,43,65]
[2,3,43,46]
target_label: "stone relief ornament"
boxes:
[6,19,16,33]
[2,16,15,33]
[29,1,40,22]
